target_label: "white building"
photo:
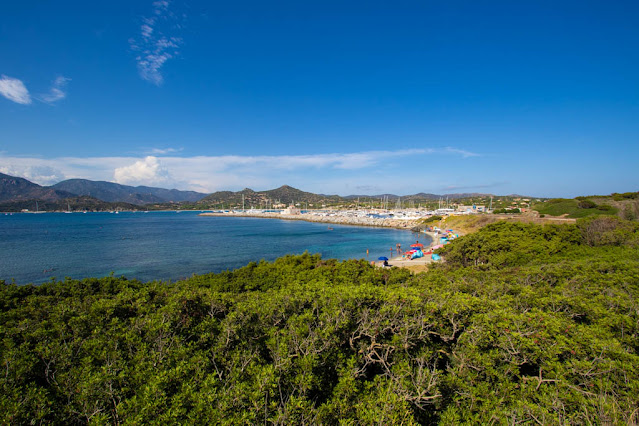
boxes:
[456,205,486,213]
[281,205,301,215]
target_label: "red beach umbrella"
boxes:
[410,243,424,248]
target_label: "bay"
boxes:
[0,211,429,284]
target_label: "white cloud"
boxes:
[0,75,31,104]
[130,1,182,86]
[113,156,172,186]
[0,163,67,185]
[39,76,70,104]
[0,147,480,194]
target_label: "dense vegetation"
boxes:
[2,219,638,424]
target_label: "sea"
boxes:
[0,211,430,285]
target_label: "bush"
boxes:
[493,208,520,214]
[611,192,639,201]
[577,199,596,209]
[420,215,443,224]
[577,216,639,246]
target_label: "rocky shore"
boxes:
[199,211,421,230]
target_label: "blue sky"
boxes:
[1,1,637,197]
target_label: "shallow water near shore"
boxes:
[0,211,430,285]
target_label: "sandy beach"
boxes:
[376,230,440,272]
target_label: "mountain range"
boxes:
[51,179,206,205]
[0,173,207,205]
[0,173,76,203]
[1,172,518,209]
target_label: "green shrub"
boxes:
[577,216,639,246]
[577,199,596,209]
[611,192,639,201]
[420,215,443,224]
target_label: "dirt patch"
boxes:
[442,213,576,234]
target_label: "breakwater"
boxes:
[199,211,420,229]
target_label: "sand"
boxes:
[375,230,441,273]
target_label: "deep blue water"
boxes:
[0,212,429,284]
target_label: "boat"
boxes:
[29,201,46,213]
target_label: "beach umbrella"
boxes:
[410,243,424,248]
[378,256,389,261]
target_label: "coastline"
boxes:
[199,211,442,273]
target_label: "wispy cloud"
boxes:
[443,147,481,158]
[148,147,183,155]
[0,75,31,104]
[0,147,481,194]
[130,1,182,86]
[442,182,507,191]
[39,76,70,104]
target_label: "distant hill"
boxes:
[262,185,343,205]
[52,179,207,205]
[0,173,75,202]
[345,192,495,201]
[199,185,343,207]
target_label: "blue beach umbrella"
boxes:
[378,256,389,261]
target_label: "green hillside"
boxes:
[533,198,618,218]
[533,192,639,220]
[198,185,344,208]
[2,218,638,423]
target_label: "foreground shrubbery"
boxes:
[1,220,639,424]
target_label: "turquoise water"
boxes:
[0,212,429,284]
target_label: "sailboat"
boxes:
[65,202,73,213]
[31,200,46,213]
